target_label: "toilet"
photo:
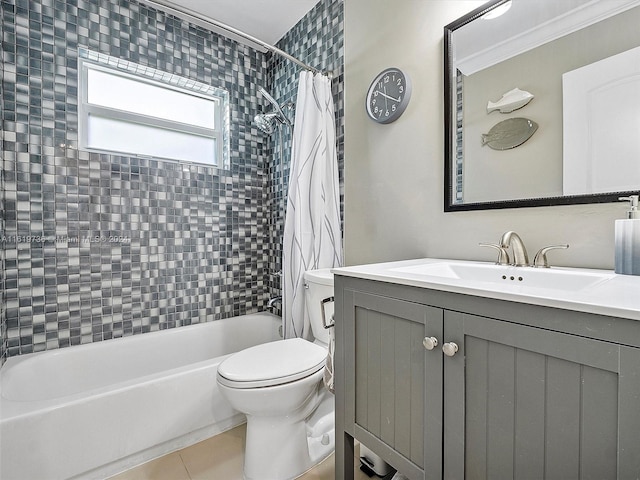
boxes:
[217,268,335,480]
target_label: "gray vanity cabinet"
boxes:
[443,311,640,480]
[341,290,444,480]
[334,276,640,480]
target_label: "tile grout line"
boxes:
[178,448,195,480]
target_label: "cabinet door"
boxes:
[343,290,443,480]
[443,311,640,480]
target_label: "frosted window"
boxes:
[87,69,216,129]
[87,116,216,164]
[78,51,229,167]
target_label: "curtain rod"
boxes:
[140,0,326,76]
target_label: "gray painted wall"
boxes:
[343,0,626,270]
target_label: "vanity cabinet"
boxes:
[334,276,640,480]
[342,291,444,479]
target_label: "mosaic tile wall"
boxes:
[1,43,6,361]
[266,0,345,300]
[1,0,344,361]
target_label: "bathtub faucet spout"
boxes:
[267,296,282,309]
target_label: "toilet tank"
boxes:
[303,268,335,346]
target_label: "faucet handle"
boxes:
[533,244,569,268]
[479,243,511,265]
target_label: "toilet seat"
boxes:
[217,338,327,389]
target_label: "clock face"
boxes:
[366,68,412,124]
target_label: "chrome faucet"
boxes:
[267,296,282,309]
[500,231,529,267]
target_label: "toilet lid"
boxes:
[217,338,327,388]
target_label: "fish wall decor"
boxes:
[487,88,534,113]
[481,118,538,150]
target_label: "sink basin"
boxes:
[390,261,615,292]
[333,258,639,320]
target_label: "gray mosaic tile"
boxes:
[1,0,344,361]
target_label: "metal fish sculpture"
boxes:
[481,118,538,150]
[487,88,534,113]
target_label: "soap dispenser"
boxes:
[615,195,640,275]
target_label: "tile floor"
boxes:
[109,424,372,480]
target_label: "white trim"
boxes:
[457,0,640,76]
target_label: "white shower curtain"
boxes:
[283,71,343,339]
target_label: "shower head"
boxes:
[254,87,292,134]
[254,112,280,134]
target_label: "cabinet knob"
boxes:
[442,342,459,357]
[423,336,438,350]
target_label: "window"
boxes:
[78,49,229,167]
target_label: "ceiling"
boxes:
[140,0,321,48]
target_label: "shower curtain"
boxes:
[283,71,343,339]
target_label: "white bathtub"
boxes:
[0,312,282,480]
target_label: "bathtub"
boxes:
[0,312,282,480]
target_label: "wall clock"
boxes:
[365,67,412,124]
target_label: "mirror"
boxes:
[444,0,640,211]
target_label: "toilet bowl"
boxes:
[217,268,335,480]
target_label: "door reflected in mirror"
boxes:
[444,0,640,211]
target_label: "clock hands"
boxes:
[382,86,389,114]
[379,89,401,103]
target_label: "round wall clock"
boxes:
[365,67,412,124]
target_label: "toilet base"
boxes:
[243,390,335,480]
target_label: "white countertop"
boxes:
[332,258,640,321]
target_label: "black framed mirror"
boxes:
[444,0,640,212]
